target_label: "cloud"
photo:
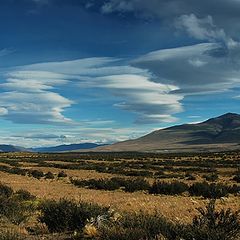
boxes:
[175,14,237,47]
[0,68,73,125]
[133,42,240,95]
[0,57,182,125]
[1,38,239,126]
[0,48,13,57]
[95,0,240,39]
[93,74,183,123]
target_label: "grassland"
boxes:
[0,151,239,239]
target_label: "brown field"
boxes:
[0,151,239,225]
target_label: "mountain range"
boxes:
[32,143,107,153]
[1,113,240,153]
[95,113,240,152]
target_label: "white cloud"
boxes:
[133,43,240,95]
[0,68,74,124]
[0,107,8,116]
[93,74,183,123]
[0,58,182,124]
[175,14,237,47]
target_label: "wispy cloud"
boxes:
[0,57,183,125]
[133,42,240,95]
[175,14,237,47]
[0,68,73,125]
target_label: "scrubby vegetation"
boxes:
[71,177,239,198]
[70,177,151,192]
[0,181,239,239]
[0,184,36,226]
[38,198,240,240]
[0,150,239,239]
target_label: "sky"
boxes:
[0,0,240,147]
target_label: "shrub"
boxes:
[0,183,13,198]
[58,171,67,178]
[0,230,24,240]
[228,184,240,195]
[232,174,240,183]
[182,200,240,240]
[0,196,34,225]
[39,198,108,232]
[203,173,219,182]
[123,178,150,192]
[98,211,181,240]
[10,167,27,176]
[15,189,36,201]
[30,170,44,179]
[185,173,196,180]
[71,177,150,192]
[189,182,228,199]
[149,181,188,195]
[45,171,55,179]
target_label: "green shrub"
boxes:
[45,171,55,179]
[30,170,44,179]
[149,181,188,195]
[0,196,34,225]
[185,173,196,180]
[15,189,36,201]
[0,183,13,198]
[58,171,67,178]
[39,198,108,232]
[232,174,240,183]
[0,230,24,240]
[71,177,150,192]
[182,200,240,240]
[123,178,150,192]
[189,182,228,199]
[203,173,219,182]
[98,211,183,240]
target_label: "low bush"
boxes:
[98,211,181,240]
[203,173,219,182]
[182,200,240,240]
[0,195,34,225]
[29,170,44,179]
[58,171,68,178]
[189,182,229,199]
[185,173,196,180]
[123,178,150,192]
[0,230,24,240]
[39,198,109,232]
[45,171,55,179]
[232,174,240,183]
[71,177,150,192]
[149,181,188,195]
[0,183,13,198]
[15,189,36,201]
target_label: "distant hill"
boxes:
[33,143,107,153]
[0,145,29,152]
[95,113,240,152]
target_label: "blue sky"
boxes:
[0,0,240,147]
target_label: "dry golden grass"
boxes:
[0,171,239,224]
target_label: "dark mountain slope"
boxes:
[95,113,240,152]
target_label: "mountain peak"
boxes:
[204,112,240,128]
[218,112,240,118]
[96,112,240,152]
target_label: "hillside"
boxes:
[33,143,107,153]
[95,113,240,152]
[0,145,29,152]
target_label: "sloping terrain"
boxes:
[0,145,29,152]
[33,143,107,152]
[95,113,240,152]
